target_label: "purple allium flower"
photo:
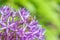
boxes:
[0,6,45,40]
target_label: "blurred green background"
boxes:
[0,0,60,40]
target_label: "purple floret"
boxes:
[0,6,45,40]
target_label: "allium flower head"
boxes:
[0,6,45,40]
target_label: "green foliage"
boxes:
[0,0,60,40]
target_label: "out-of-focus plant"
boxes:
[0,0,60,40]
